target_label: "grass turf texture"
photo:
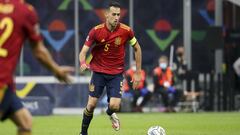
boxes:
[0,112,240,135]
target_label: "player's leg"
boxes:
[80,72,105,135]
[80,96,98,135]
[106,73,123,131]
[107,97,121,131]
[0,90,4,119]
[10,108,32,135]
[0,85,7,119]
[0,85,30,135]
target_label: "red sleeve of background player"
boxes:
[23,4,42,42]
[84,28,95,47]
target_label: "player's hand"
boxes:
[132,71,142,90]
[80,62,89,72]
[54,66,74,84]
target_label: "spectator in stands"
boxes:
[153,55,181,112]
[123,62,151,112]
[174,46,201,106]
[174,46,188,81]
[173,46,188,95]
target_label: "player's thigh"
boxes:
[106,73,124,99]
[0,86,23,122]
[87,96,98,108]
[0,85,7,120]
[109,97,121,107]
[89,72,106,98]
[10,108,32,129]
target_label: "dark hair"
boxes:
[109,0,121,8]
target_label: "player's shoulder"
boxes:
[21,3,36,13]
[94,23,105,30]
[12,1,36,15]
[20,3,38,21]
[120,23,131,31]
[25,3,35,11]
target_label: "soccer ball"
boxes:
[147,126,166,135]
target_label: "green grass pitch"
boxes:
[1,112,240,135]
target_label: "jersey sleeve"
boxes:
[84,28,95,47]
[23,5,42,42]
[128,28,137,46]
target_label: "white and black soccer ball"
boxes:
[147,126,166,135]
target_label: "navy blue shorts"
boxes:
[0,86,24,121]
[89,72,123,101]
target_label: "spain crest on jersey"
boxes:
[89,83,95,92]
[114,37,121,47]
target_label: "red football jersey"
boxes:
[0,1,42,88]
[84,23,136,75]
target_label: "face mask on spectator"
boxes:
[159,63,167,69]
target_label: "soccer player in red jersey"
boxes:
[0,0,73,135]
[79,1,142,135]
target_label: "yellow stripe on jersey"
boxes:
[120,23,130,31]
[0,3,14,14]
[94,24,104,30]
[129,37,137,46]
[0,85,7,104]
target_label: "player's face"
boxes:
[106,6,120,27]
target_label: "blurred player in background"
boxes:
[0,0,73,135]
[79,1,142,135]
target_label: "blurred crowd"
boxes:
[121,46,202,113]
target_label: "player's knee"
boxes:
[18,115,33,131]
[87,103,96,112]
[109,104,120,111]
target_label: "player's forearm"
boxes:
[79,45,89,64]
[79,52,86,63]
[32,42,60,73]
[134,42,142,71]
